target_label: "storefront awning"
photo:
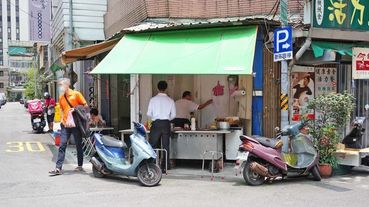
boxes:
[91,26,258,75]
[50,58,66,72]
[312,41,354,58]
[61,38,120,65]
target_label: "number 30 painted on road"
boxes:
[6,142,45,152]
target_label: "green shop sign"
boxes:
[313,0,369,30]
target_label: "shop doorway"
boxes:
[338,63,369,147]
[101,75,131,133]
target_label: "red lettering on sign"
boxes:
[356,61,369,70]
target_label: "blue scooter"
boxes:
[90,122,162,187]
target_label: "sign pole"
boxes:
[280,0,289,129]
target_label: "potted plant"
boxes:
[307,92,355,178]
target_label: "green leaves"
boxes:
[307,92,355,167]
[24,68,43,99]
[308,92,355,128]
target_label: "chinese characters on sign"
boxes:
[274,52,293,62]
[352,47,369,79]
[315,67,337,96]
[315,67,337,122]
[29,0,51,42]
[314,0,369,31]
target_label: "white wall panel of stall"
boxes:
[196,75,231,128]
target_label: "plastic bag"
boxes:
[47,106,55,115]
[65,110,76,128]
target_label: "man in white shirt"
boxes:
[173,91,213,128]
[147,81,176,173]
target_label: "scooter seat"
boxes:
[253,136,283,149]
[101,136,125,148]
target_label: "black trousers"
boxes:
[149,120,170,169]
[172,118,190,128]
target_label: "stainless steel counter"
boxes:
[171,130,231,160]
[173,130,231,134]
[119,129,241,160]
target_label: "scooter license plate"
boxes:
[34,118,41,123]
[237,151,249,161]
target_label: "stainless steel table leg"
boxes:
[201,150,224,180]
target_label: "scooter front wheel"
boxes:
[137,162,162,187]
[310,165,321,181]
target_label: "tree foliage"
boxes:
[307,92,355,167]
[24,68,42,99]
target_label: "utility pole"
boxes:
[65,0,74,85]
[34,43,38,98]
[280,0,289,129]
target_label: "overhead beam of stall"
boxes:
[91,26,258,75]
[61,38,120,65]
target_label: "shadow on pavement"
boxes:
[86,172,144,187]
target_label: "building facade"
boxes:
[50,0,107,94]
[99,0,305,136]
[0,0,51,99]
[1,0,30,67]
[105,0,304,37]
[0,66,9,94]
[291,0,369,147]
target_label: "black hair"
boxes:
[182,91,192,98]
[157,81,168,91]
[304,76,310,82]
[90,108,99,116]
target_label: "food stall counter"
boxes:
[171,130,232,160]
[173,130,231,134]
[119,128,241,160]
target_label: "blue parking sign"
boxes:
[273,26,293,62]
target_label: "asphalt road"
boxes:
[1,102,369,207]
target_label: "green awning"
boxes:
[8,46,33,56]
[91,26,258,75]
[50,58,66,72]
[312,41,354,58]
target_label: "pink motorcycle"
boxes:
[235,122,321,186]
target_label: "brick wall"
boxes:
[105,0,304,37]
[146,0,304,18]
[104,0,148,37]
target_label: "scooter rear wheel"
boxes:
[137,162,162,187]
[243,161,265,186]
[36,128,44,134]
[92,165,104,178]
